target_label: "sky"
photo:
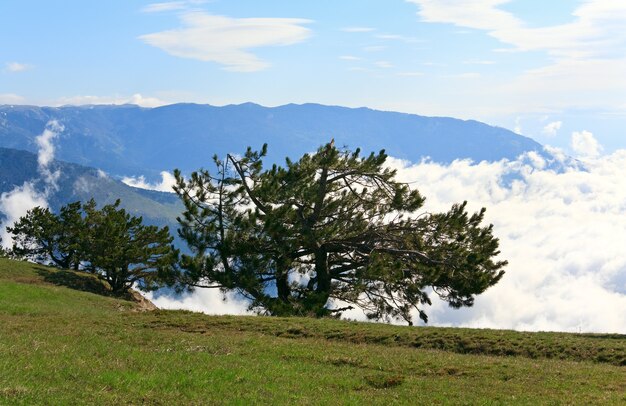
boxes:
[2,1,626,332]
[2,0,626,153]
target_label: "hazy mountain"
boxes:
[0,147,181,231]
[0,103,544,181]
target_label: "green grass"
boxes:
[1,258,625,405]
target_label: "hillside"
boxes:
[0,103,544,180]
[0,147,182,232]
[1,258,624,404]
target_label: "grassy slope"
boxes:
[0,258,624,405]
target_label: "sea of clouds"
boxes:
[148,134,626,334]
[383,149,626,333]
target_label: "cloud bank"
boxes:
[383,148,626,333]
[140,11,312,72]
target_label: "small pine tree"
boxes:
[81,199,179,294]
[8,202,84,269]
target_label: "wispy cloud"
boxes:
[4,62,33,73]
[140,12,312,72]
[122,171,177,193]
[463,59,495,65]
[542,121,562,137]
[55,93,168,108]
[375,61,393,68]
[375,33,423,43]
[363,45,386,52]
[407,1,626,58]
[406,1,626,112]
[339,55,362,61]
[0,121,63,248]
[141,0,208,13]
[35,121,63,190]
[341,27,375,33]
[397,71,424,77]
[445,72,481,79]
[0,94,26,104]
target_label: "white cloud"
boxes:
[407,0,520,31]
[339,55,361,61]
[341,27,375,33]
[55,93,168,108]
[375,61,393,68]
[363,45,386,52]
[0,183,48,249]
[35,120,63,190]
[140,12,312,72]
[0,121,63,248]
[406,1,626,113]
[542,121,562,137]
[122,171,177,193]
[142,1,195,13]
[571,130,602,158]
[446,72,481,79]
[145,289,251,315]
[382,151,626,333]
[463,59,495,65]
[4,62,32,73]
[0,93,26,104]
[396,71,424,77]
[407,1,626,58]
[143,0,210,13]
[375,33,423,43]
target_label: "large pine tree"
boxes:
[174,143,506,324]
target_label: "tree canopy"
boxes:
[8,202,84,270]
[9,199,178,294]
[174,143,506,324]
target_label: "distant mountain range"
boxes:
[0,103,544,181]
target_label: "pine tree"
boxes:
[81,199,178,294]
[8,202,84,269]
[174,143,506,324]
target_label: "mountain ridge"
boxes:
[0,102,544,180]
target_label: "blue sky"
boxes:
[2,0,626,153]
